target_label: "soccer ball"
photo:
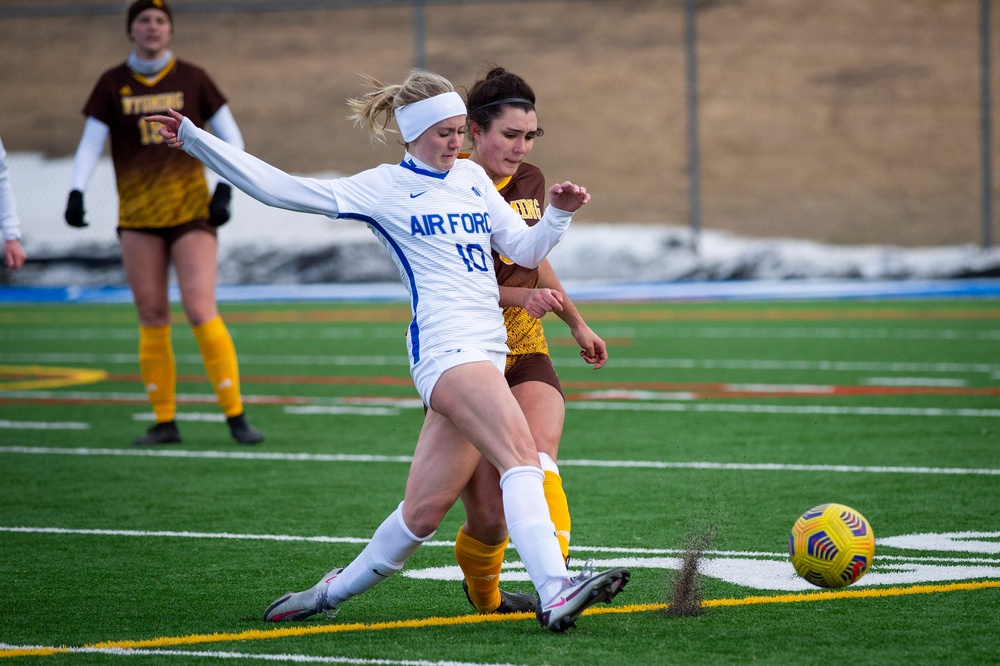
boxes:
[788,503,875,588]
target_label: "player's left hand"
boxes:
[572,323,608,369]
[547,181,590,213]
[522,288,564,319]
[3,239,26,271]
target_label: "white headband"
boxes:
[395,91,466,142]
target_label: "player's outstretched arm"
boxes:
[145,111,339,218]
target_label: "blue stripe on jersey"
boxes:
[399,158,448,180]
[337,212,422,365]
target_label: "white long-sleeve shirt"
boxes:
[176,118,573,366]
[0,137,22,242]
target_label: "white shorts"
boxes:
[410,348,506,406]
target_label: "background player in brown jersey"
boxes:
[64,0,262,446]
[454,66,609,614]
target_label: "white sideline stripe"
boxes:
[3,352,999,374]
[0,352,407,367]
[0,526,763,554]
[862,377,968,387]
[131,408,407,421]
[0,646,524,666]
[133,412,226,423]
[3,389,251,402]
[284,405,402,416]
[3,527,998,566]
[4,326,1000,342]
[6,388,999,419]
[0,329,139,340]
[0,447,413,463]
[558,458,1000,475]
[0,526,371,544]
[724,383,835,393]
[131,407,405,420]
[1,446,997,476]
[604,358,1000,374]
[568,401,1000,418]
[3,390,411,412]
[608,327,1000,341]
[0,352,138,364]
[0,419,89,430]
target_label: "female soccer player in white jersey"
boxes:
[146,68,628,633]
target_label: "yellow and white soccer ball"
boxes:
[789,503,875,588]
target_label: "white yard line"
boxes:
[3,351,999,374]
[0,419,89,430]
[566,401,1000,418]
[3,326,999,341]
[3,526,998,564]
[1,446,998,475]
[3,386,999,419]
[0,645,527,666]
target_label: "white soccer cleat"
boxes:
[263,568,342,622]
[536,560,630,633]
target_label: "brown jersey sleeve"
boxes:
[495,162,550,357]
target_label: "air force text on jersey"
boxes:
[410,211,491,236]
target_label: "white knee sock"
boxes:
[325,502,433,607]
[499,466,569,605]
[538,451,559,475]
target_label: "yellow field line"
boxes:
[2,580,998,660]
[0,365,107,391]
[584,579,1000,614]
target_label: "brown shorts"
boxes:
[506,352,563,397]
[117,218,216,246]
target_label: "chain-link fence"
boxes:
[1,0,996,283]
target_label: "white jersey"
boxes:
[176,119,573,367]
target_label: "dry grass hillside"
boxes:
[1,0,996,246]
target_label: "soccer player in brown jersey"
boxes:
[64,0,262,446]
[454,66,609,614]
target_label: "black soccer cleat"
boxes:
[131,420,182,446]
[227,412,264,445]
[462,578,539,615]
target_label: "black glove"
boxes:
[65,190,88,228]
[208,183,232,227]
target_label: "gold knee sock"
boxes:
[454,528,507,613]
[544,470,572,562]
[192,316,243,418]
[138,324,176,423]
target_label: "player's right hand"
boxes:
[145,109,185,148]
[65,190,87,228]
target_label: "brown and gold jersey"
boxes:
[494,162,549,357]
[83,59,226,229]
